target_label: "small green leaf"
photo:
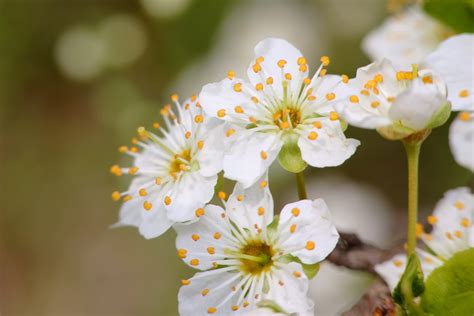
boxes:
[393,254,425,314]
[421,248,474,315]
[423,0,474,33]
[277,140,307,173]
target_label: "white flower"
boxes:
[362,6,448,69]
[175,175,339,315]
[423,34,474,112]
[199,37,359,187]
[336,59,449,139]
[375,187,473,290]
[449,112,474,172]
[110,95,226,239]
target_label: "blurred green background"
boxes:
[0,0,471,315]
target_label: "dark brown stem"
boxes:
[342,278,396,316]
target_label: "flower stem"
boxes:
[295,171,307,200]
[403,142,421,256]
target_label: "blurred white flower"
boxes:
[110,95,225,239]
[98,14,147,68]
[55,27,105,81]
[199,38,359,187]
[175,178,338,315]
[336,59,449,140]
[362,7,448,69]
[423,34,474,112]
[376,187,474,290]
[141,0,192,18]
[449,112,474,172]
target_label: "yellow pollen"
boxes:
[171,94,179,102]
[350,95,359,103]
[427,215,437,225]
[198,140,204,149]
[252,63,262,73]
[231,305,239,311]
[422,75,433,84]
[191,95,197,102]
[329,111,339,121]
[110,165,122,176]
[303,77,311,85]
[207,307,217,314]
[155,177,162,185]
[360,89,369,96]
[326,93,336,101]
[459,112,471,121]
[191,234,200,241]
[297,56,307,65]
[181,279,190,286]
[213,232,221,240]
[118,146,128,153]
[290,224,296,233]
[396,72,405,81]
[255,83,264,91]
[111,191,121,201]
[233,83,242,92]
[459,89,469,98]
[129,167,139,175]
[251,96,259,103]
[226,129,235,137]
[306,241,315,250]
[139,188,147,197]
[164,196,172,205]
[393,260,403,267]
[387,96,395,103]
[195,208,205,217]
[249,116,257,124]
[201,288,209,296]
[256,56,264,63]
[194,115,204,123]
[277,59,287,68]
[307,95,316,101]
[455,201,465,210]
[190,259,199,266]
[260,150,268,160]
[243,301,249,308]
[266,77,274,85]
[446,232,453,240]
[177,249,187,259]
[123,195,132,202]
[218,191,227,200]
[299,64,308,72]
[320,56,330,66]
[185,131,191,139]
[308,131,318,140]
[130,146,139,153]
[374,74,383,83]
[313,121,322,129]
[416,223,424,238]
[292,207,300,217]
[285,73,292,80]
[227,70,235,80]
[404,72,414,80]
[143,201,152,211]
[131,137,138,144]
[152,122,160,130]
[217,109,226,118]
[237,195,244,202]
[207,247,215,255]
[260,180,268,188]
[293,271,301,278]
[257,207,265,216]
[455,230,463,238]
[279,121,289,129]
[461,218,470,227]
[371,101,380,108]
[234,106,244,114]
[341,74,349,83]
[320,69,327,77]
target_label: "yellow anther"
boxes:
[396,72,405,81]
[387,96,395,103]
[307,95,316,101]
[231,305,239,311]
[266,77,274,85]
[303,77,311,85]
[234,106,244,114]
[260,180,268,188]
[341,74,349,83]
[371,101,380,108]
[427,215,437,225]
[197,140,204,149]
[459,112,471,121]
[208,307,217,314]
[143,201,152,211]
[290,224,296,233]
[164,196,172,205]
[110,165,123,176]
[422,75,433,84]
[236,195,244,202]
[256,56,264,63]
[111,191,121,201]
[319,69,327,77]
[152,122,160,129]
[195,208,205,217]
[131,137,138,144]
[253,63,262,73]
[393,260,403,267]
[181,279,191,286]
[227,70,235,80]
[454,201,465,210]
[233,83,242,92]
[305,241,315,250]
[329,111,339,121]
[191,234,200,241]
[139,188,147,197]
[258,207,265,216]
[118,146,128,153]
[207,247,215,255]
[461,218,470,227]
[130,146,139,153]
[243,301,249,308]
[297,56,307,65]
[190,95,197,102]
[177,249,187,259]
[291,207,300,217]
[185,131,191,139]
[260,150,268,160]
[155,177,162,185]
[201,288,209,296]
[285,73,292,80]
[184,103,190,110]
[459,89,469,98]
[218,191,227,200]
[255,83,263,91]
[313,121,322,129]
[308,131,318,140]
[306,88,313,96]
[251,96,259,103]
[360,89,369,96]
[123,195,132,202]
[455,230,463,238]
[416,223,424,238]
[171,94,179,102]
[249,116,257,124]
[349,95,359,103]
[326,93,336,101]
[217,109,226,118]
[365,80,376,89]
[277,59,287,68]
[404,72,413,80]
[320,56,330,66]
[293,271,301,278]
[280,121,289,129]
[128,167,139,175]
[213,232,221,240]
[299,64,308,72]
[226,129,235,137]
[190,258,199,266]
[446,232,453,240]
[374,74,383,83]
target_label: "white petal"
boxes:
[178,269,244,316]
[449,112,474,172]
[278,199,339,264]
[197,121,229,177]
[265,262,314,315]
[309,75,346,115]
[298,118,360,168]
[223,130,283,188]
[138,208,174,239]
[248,38,306,100]
[174,204,239,271]
[388,70,447,130]
[423,34,474,112]
[226,172,274,234]
[165,171,217,222]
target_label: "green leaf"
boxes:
[393,254,426,315]
[277,139,307,173]
[423,0,474,33]
[421,248,474,315]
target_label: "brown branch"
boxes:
[342,278,396,316]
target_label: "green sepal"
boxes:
[279,254,320,279]
[425,101,451,129]
[421,248,474,316]
[256,300,288,314]
[277,138,307,173]
[393,253,426,315]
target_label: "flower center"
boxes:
[169,149,192,178]
[239,240,275,275]
[272,106,302,130]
